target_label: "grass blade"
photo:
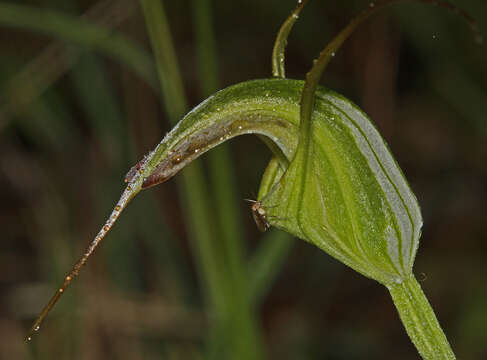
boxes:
[192,0,266,358]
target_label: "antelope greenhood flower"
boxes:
[24,77,423,339]
[135,77,422,286]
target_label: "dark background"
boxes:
[1,0,486,359]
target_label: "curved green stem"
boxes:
[271,0,308,78]
[389,276,455,359]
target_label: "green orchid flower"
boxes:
[26,1,480,358]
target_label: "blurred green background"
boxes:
[1,0,486,359]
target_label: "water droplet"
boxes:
[331,52,335,57]
[432,34,437,40]
[66,275,72,281]
[216,107,221,111]
[59,288,64,293]
[238,125,243,130]
[369,2,375,7]
[34,326,40,332]
[292,14,299,19]
[298,0,302,3]
[27,337,32,341]
[194,149,199,153]
[280,58,284,63]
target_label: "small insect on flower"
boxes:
[246,199,271,232]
